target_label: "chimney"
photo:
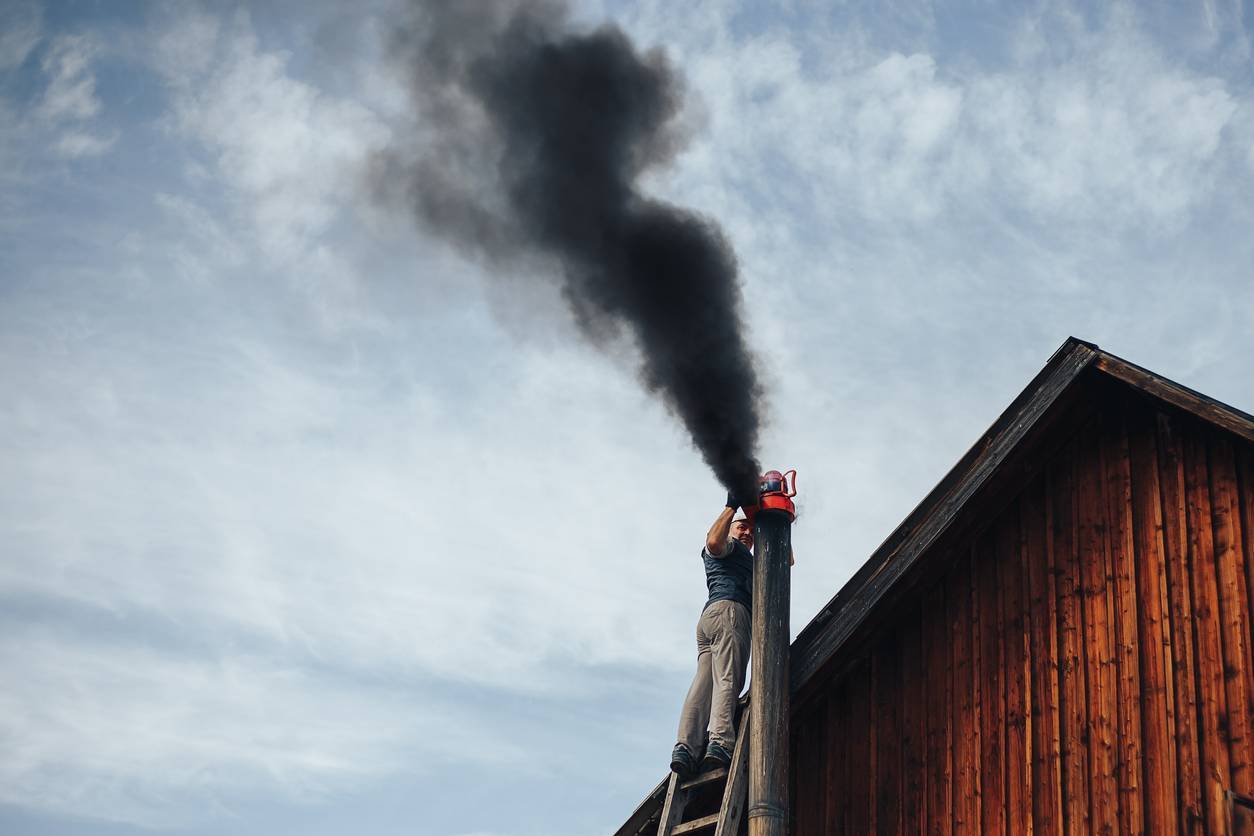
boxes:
[748,471,796,836]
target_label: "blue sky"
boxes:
[2,1,1253,834]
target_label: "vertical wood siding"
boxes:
[791,395,1254,833]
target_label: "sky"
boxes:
[1,0,1252,834]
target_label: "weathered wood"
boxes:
[1242,447,1254,680]
[680,768,729,792]
[614,775,669,836]
[1098,409,1145,835]
[1157,412,1204,832]
[715,711,751,836]
[949,552,981,832]
[791,341,1099,690]
[1240,447,1254,670]
[1182,424,1232,835]
[1050,445,1091,833]
[1093,354,1254,445]
[923,580,952,835]
[997,509,1032,834]
[874,629,903,834]
[899,604,926,835]
[1077,422,1120,834]
[1023,475,1063,835]
[749,510,791,836]
[657,772,688,836]
[824,682,848,835]
[672,813,719,834]
[847,660,873,834]
[974,531,1006,834]
[1208,432,1254,797]
[1126,406,1178,834]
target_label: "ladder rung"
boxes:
[672,813,720,834]
[679,766,728,791]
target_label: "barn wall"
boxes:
[791,392,1254,834]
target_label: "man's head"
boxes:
[730,517,753,549]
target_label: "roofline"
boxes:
[789,336,1254,694]
[613,337,1254,834]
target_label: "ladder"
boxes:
[655,712,750,836]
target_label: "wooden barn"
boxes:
[616,338,1254,835]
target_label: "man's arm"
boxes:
[705,501,737,557]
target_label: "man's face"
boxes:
[730,520,753,549]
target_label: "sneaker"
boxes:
[670,743,696,776]
[701,740,732,771]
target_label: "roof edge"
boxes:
[789,337,1099,689]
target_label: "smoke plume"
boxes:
[377,1,763,497]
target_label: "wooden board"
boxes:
[1126,405,1178,833]
[949,552,981,831]
[1157,412,1204,831]
[1051,443,1091,832]
[1182,424,1232,835]
[1023,474,1063,834]
[923,580,953,835]
[900,603,926,835]
[1100,407,1145,834]
[998,509,1032,833]
[975,530,1006,834]
[1076,420,1120,833]
[1207,432,1254,798]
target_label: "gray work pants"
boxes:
[676,599,750,754]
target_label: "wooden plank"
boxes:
[1093,354,1254,445]
[794,707,823,836]
[847,659,874,834]
[900,602,926,835]
[975,531,1006,834]
[825,683,849,835]
[1023,475,1063,835]
[657,772,687,836]
[1242,447,1254,691]
[923,580,952,835]
[1126,405,1178,834]
[1099,409,1145,834]
[1182,422,1232,835]
[1051,443,1091,833]
[672,813,719,834]
[613,775,669,836]
[1157,412,1204,832]
[1076,424,1120,834]
[715,710,750,836]
[791,342,1098,690]
[950,552,981,832]
[999,508,1032,834]
[874,630,903,834]
[1207,432,1254,797]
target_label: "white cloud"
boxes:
[52,129,116,157]
[36,35,102,122]
[0,1,41,70]
[0,629,522,828]
[154,12,391,264]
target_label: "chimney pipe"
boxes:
[748,506,792,836]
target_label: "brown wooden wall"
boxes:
[791,391,1254,834]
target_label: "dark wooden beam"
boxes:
[749,509,792,836]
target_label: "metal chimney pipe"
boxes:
[748,507,792,836]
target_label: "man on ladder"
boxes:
[670,492,758,777]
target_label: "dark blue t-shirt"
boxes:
[702,538,753,612]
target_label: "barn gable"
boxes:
[617,338,1254,834]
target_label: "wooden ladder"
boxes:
[655,713,750,836]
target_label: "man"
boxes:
[670,492,756,776]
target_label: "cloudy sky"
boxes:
[2,1,1253,834]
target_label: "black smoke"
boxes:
[377,1,762,497]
